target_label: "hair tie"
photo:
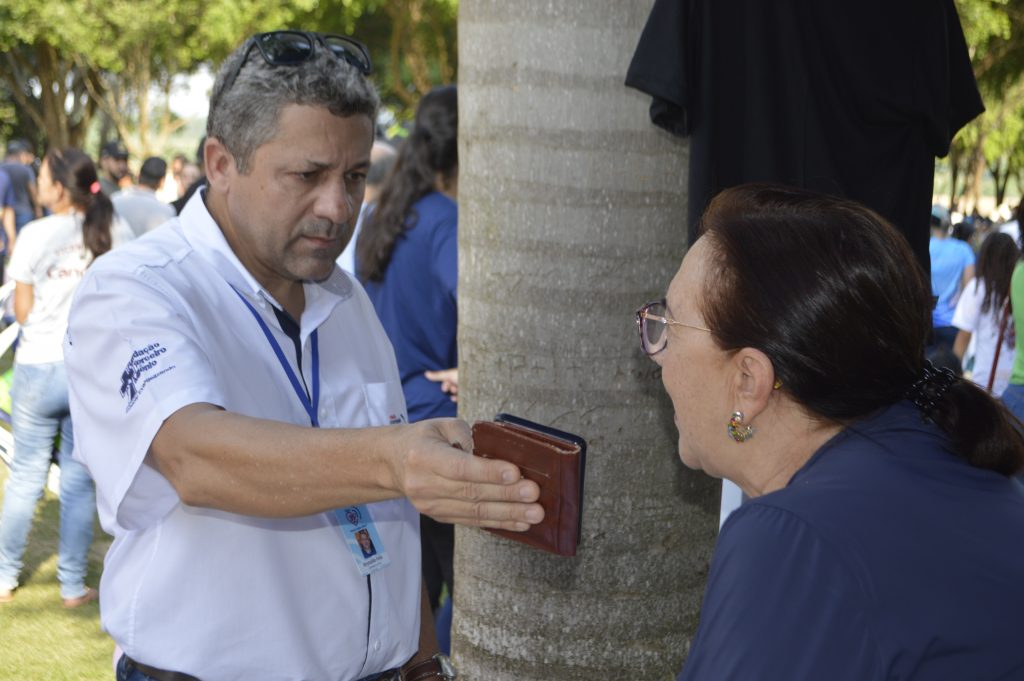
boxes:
[89,181,101,195]
[906,360,958,422]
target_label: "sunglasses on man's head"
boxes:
[219,31,373,99]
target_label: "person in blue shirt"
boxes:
[930,212,975,351]
[636,184,1024,681]
[0,167,17,276]
[356,85,459,653]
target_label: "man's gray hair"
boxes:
[207,38,380,174]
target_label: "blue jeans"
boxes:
[0,361,95,599]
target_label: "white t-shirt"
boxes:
[952,278,1015,395]
[8,212,133,364]
[64,193,419,680]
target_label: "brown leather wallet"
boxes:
[471,414,586,557]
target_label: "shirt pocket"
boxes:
[362,380,408,427]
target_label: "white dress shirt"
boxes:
[65,192,420,681]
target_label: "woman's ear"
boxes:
[731,347,777,421]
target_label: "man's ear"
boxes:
[203,137,235,193]
[730,347,777,422]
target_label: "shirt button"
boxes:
[373,641,381,651]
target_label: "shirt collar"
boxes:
[178,189,355,329]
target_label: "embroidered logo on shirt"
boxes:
[120,343,174,412]
[388,413,406,425]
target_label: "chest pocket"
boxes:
[362,380,408,427]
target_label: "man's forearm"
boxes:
[148,402,545,531]
[149,403,413,517]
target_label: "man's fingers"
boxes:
[419,499,546,531]
[406,453,540,503]
[457,478,541,504]
[452,449,527,485]
[402,419,545,531]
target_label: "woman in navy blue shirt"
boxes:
[636,184,1024,680]
[357,85,459,651]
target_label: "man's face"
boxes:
[213,104,373,294]
[101,155,129,181]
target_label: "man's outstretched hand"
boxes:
[389,418,544,531]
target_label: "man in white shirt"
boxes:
[111,157,177,236]
[65,31,542,681]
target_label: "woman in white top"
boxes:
[0,148,133,607]
[953,232,1019,395]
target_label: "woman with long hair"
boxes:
[0,148,133,607]
[640,184,1024,679]
[953,232,1019,395]
[356,85,459,649]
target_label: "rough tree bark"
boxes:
[454,1,720,679]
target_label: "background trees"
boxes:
[945,0,1024,214]
[0,0,457,157]
[1,0,1021,214]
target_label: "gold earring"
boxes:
[773,380,783,390]
[727,411,755,442]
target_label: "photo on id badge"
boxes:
[338,505,390,575]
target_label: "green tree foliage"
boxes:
[949,0,1024,213]
[0,0,320,155]
[297,0,458,116]
[0,0,456,157]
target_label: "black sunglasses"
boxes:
[220,31,373,98]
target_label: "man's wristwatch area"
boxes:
[402,653,458,681]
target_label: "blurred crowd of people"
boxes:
[928,202,1024,399]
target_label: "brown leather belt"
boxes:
[122,655,201,681]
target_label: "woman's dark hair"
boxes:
[45,148,114,259]
[974,232,1019,315]
[357,85,457,282]
[697,183,1024,476]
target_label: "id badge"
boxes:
[335,505,391,576]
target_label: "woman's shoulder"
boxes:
[413,191,457,219]
[19,212,76,235]
[403,192,456,241]
[15,213,79,250]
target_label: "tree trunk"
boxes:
[969,140,987,216]
[948,146,962,213]
[992,158,1009,208]
[455,1,720,679]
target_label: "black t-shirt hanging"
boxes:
[625,0,984,277]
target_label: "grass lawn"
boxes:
[0,461,115,680]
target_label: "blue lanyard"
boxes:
[231,285,320,427]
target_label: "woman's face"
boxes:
[36,158,63,211]
[652,238,735,477]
